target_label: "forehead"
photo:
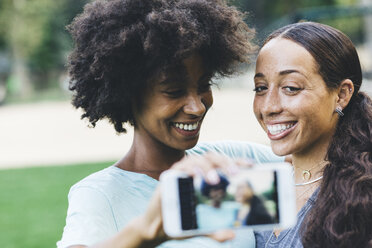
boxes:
[256,38,318,75]
[151,54,209,87]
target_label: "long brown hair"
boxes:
[263,22,372,247]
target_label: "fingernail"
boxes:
[207,170,220,185]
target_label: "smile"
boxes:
[267,122,296,135]
[172,121,199,131]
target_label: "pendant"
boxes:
[302,170,311,180]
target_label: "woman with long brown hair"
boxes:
[253,21,372,247]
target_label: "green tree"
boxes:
[0,0,89,98]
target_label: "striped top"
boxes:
[254,188,319,248]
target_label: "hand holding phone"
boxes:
[160,162,296,237]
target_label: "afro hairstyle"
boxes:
[67,0,255,133]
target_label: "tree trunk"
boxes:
[11,48,33,98]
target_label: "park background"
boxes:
[0,0,372,247]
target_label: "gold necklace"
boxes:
[295,160,328,181]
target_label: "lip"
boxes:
[266,121,298,140]
[171,120,202,138]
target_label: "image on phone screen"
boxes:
[177,170,279,232]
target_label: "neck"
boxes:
[115,132,186,180]
[292,148,328,184]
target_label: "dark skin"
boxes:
[115,54,213,180]
[67,53,213,248]
[115,135,186,179]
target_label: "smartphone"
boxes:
[160,162,296,237]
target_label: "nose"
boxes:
[183,93,207,116]
[260,88,283,117]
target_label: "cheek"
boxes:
[253,97,262,120]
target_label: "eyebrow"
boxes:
[254,72,264,79]
[254,69,306,79]
[279,69,302,76]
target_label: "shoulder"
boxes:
[69,166,157,196]
[58,167,159,247]
[66,166,158,214]
[66,166,128,212]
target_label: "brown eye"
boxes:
[253,86,267,93]
[283,86,301,93]
[163,89,185,98]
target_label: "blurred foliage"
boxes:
[229,0,367,44]
[0,0,89,95]
[230,0,337,29]
[0,0,370,101]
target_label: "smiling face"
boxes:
[253,38,340,157]
[134,54,213,151]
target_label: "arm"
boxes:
[65,153,247,248]
[189,141,285,163]
[91,187,166,248]
[66,187,165,248]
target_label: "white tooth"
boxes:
[186,124,191,130]
[193,123,197,129]
[175,123,179,128]
[179,124,184,129]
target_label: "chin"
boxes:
[271,144,292,157]
[176,140,199,151]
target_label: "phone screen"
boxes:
[177,170,279,231]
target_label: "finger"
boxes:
[234,158,255,169]
[171,156,206,177]
[171,155,221,184]
[202,152,241,177]
[285,155,293,164]
[137,186,169,245]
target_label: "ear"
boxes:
[336,79,354,109]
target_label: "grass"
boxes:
[0,161,113,248]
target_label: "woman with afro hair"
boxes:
[57,0,285,247]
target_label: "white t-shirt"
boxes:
[57,141,284,248]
